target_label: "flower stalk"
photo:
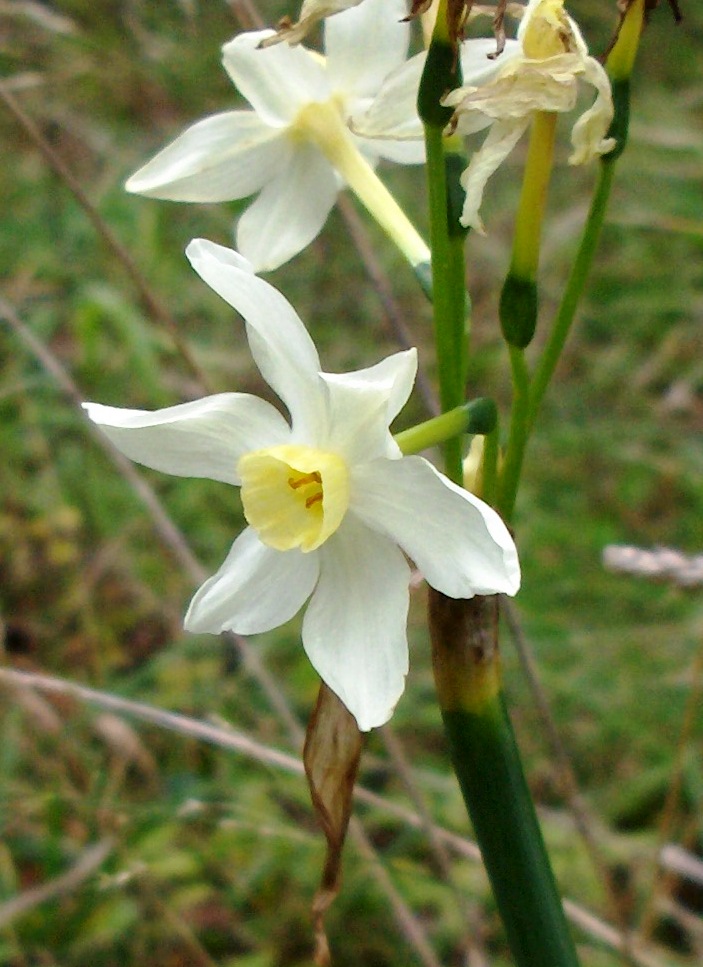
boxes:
[500,110,557,349]
[295,101,432,292]
[419,0,467,484]
[395,397,496,456]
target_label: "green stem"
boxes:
[429,593,581,967]
[497,345,531,522]
[423,124,466,484]
[395,398,496,457]
[526,160,615,433]
[481,423,499,506]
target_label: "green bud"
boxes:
[418,40,459,129]
[464,397,497,436]
[500,274,538,349]
[603,78,630,163]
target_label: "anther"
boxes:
[288,471,322,490]
[305,493,323,509]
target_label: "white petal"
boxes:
[569,57,615,165]
[236,142,339,272]
[325,0,409,100]
[186,239,325,441]
[351,51,425,144]
[222,30,330,127]
[459,117,528,231]
[362,135,426,165]
[318,348,417,462]
[351,456,521,598]
[83,395,289,485]
[185,527,319,634]
[125,113,286,202]
[302,516,410,730]
[459,37,521,86]
[277,0,365,45]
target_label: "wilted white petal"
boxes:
[459,37,521,86]
[351,456,520,597]
[186,239,326,440]
[125,113,285,202]
[459,117,528,231]
[222,29,330,126]
[569,57,615,164]
[236,142,339,273]
[325,0,409,100]
[185,527,319,634]
[83,395,290,485]
[302,516,409,731]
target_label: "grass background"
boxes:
[1,1,702,965]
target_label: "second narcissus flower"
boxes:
[125,0,424,272]
[444,0,616,233]
[84,239,520,731]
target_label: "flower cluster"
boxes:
[85,0,620,730]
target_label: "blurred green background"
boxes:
[1,1,702,965]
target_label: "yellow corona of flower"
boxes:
[444,0,616,232]
[84,240,520,731]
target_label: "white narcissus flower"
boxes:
[83,239,520,731]
[125,0,427,273]
[444,0,616,232]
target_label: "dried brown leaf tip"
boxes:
[304,682,363,966]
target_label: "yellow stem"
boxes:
[511,110,557,280]
[294,101,430,268]
[607,0,646,81]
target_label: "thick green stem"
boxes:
[429,592,581,967]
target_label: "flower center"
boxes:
[522,0,575,60]
[238,444,350,553]
[289,96,349,156]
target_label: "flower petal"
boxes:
[351,51,425,144]
[185,239,325,440]
[351,456,521,598]
[459,117,528,231]
[222,30,330,127]
[185,527,319,634]
[235,142,339,272]
[302,516,410,731]
[125,112,285,202]
[82,395,289,485]
[318,348,417,462]
[459,37,521,86]
[270,0,364,46]
[569,57,616,165]
[324,0,409,101]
